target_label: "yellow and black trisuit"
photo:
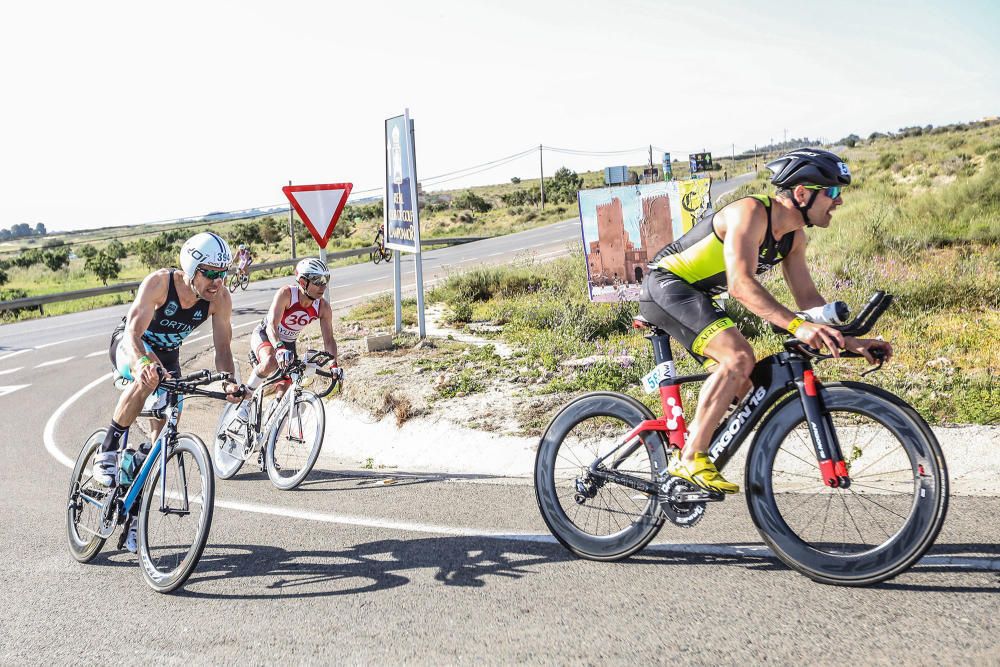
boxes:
[639,195,794,364]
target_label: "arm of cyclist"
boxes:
[780,232,826,310]
[722,204,844,356]
[266,287,295,369]
[208,289,242,402]
[124,272,167,388]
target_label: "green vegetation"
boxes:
[349,120,1000,426]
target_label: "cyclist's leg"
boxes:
[232,325,278,424]
[639,273,749,493]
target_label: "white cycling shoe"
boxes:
[92,451,118,487]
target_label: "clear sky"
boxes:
[2,0,997,232]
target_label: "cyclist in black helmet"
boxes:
[639,148,892,494]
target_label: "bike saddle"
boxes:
[632,315,671,337]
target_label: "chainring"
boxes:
[658,477,707,528]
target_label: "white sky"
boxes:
[2,0,997,232]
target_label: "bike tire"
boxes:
[265,390,325,490]
[66,429,109,563]
[228,274,239,293]
[212,403,247,479]
[372,251,382,265]
[239,273,249,291]
[535,392,667,561]
[383,249,393,263]
[137,434,215,593]
[745,382,948,586]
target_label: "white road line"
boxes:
[0,366,24,376]
[39,371,1000,573]
[35,333,107,349]
[43,373,113,468]
[0,384,30,398]
[0,349,30,362]
[35,356,75,368]
[85,350,106,358]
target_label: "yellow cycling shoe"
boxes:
[667,451,740,494]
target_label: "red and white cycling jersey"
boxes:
[269,287,321,342]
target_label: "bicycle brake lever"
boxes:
[860,350,886,377]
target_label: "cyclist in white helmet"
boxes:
[92,231,244,549]
[228,257,339,431]
[234,243,253,280]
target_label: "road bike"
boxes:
[228,267,250,292]
[370,228,393,265]
[66,370,235,593]
[534,292,948,586]
[213,350,340,489]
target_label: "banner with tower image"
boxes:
[578,181,711,302]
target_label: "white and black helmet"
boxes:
[767,148,852,189]
[180,232,233,279]
[295,257,330,281]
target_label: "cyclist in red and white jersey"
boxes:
[228,257,339,430]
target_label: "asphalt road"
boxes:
[5,181,999,664]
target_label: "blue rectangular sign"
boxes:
[384,114,420,253]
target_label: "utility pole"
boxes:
[648,144,653,168]
[287,179,296,259]
[539,144,545,211]
[783,128,788,146]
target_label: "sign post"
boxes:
[385,109,426,338]
[281,183,353,267]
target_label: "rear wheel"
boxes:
[137,435,214,593]
[66,429,110,563]
[746,383,948,586]
[535,392,667,561]
[265,391,325,490]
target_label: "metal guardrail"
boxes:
[0,236,486,314]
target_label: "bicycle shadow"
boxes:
[218,468,511,492]
[630,541,1000,593]
[177,535,573,600]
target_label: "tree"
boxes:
[258,217,283,246]
[42,248,70,272]
[78,244,98,259]
[452,190,492,213]
[86,251,121,285]
[105,239,127,260]
[546,167,584,204]
[0,268,7,287]
[10,248,43,269]
[34,222,46,236]
[511,177,521,184]
[231,221,263,248]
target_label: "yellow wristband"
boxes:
[137,355,153,369]
[786,317,806,335]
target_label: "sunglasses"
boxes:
[198,267,228,280]
[303,275,329,287]
[803,185,843,199]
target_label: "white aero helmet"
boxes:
[295,257,330,280]
[180,232,233,279]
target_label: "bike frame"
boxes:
[121,391,188,515]
[594,331,851,494]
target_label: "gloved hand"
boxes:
[276,349,294,369]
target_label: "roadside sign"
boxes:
[281,183,353,249]
[384,115,421,253]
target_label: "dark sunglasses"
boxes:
[804,185,843,199]
[198,267,228,280]
[303,275,329,287]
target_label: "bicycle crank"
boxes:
[658,477,723,528]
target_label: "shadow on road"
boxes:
[215,468,509,492]
[175,535,573,600]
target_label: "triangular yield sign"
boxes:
[282,183,354,249]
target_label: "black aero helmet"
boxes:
[767,148,851,188]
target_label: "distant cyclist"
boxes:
[92,232,244,546]
[234,244,253,278]
[228,257,339,432]
[639,148,892,494]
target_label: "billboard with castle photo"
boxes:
[578,180,713,302]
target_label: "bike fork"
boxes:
[794,366,850,488]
